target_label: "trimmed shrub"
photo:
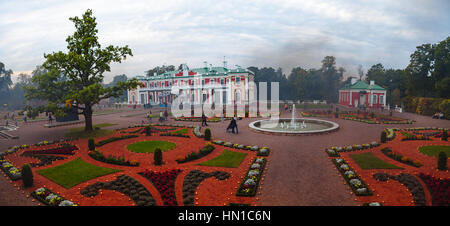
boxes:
[381,130,387,143]
[442,129,448,141]
[145,126,151,136]
[21,164,33,187]
[154,148,163,165]
[204,128,211,141]
[437,152,447,171]
[88,138,95,151]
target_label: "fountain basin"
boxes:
[248,118,339,135]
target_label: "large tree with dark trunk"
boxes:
[24,9,140,131]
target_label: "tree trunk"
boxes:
[84,104,93,131]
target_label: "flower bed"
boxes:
[332,158,372,196]
[159,132,190,138]
[380,147,422,167]
[95,135,139,147]
[31,187,77,206]
[325,141,380,157]
[236,157,266,197]
[139,169,182,206]
[21,143,78,155]
[400,131,431,141]
[373,173,426,206]
[182,170,230,206]
[193,126,203,138]
[0,159,21,180]
[20,153,67,167]
[176,143,215,163]
[418,173,450,206]
[212,140,271,156]
[81,174,156,206]
[88,149,139,166]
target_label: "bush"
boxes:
[21,164,33,187]
[145,126,151,136]
[381,130,387,143]
[88,138,95,151]
[334,112,339,118]
[204,128,211,141]
[154,148,162,165]
[442,129,448,141]
[437,152,447,171]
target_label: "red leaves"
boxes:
[418,173,450,206]
[141,169,181,206]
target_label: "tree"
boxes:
[0,62,13,102]
[105,74,129,103]
[23,9,140,131]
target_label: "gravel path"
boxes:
[1,107,449,206]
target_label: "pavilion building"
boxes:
[338,77,386,109]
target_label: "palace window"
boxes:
[236,77,241,85]
[373,94,377,104]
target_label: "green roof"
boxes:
[340,80,385,91]
[135,66,253,81]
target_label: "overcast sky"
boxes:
[1,0,449,83]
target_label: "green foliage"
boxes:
[204,128,211,141]
[437,152,447,171]
[439,100,450,119]
[381,130,387,143]
[23,9,140,131]
[145,126,151,136]
[21,164,33,187]
[154,148,163,165]
[88,138,95,151]
[442,129,448,141]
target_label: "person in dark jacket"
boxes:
[202,113,208,126]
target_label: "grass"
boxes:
[36,158,121,188]
[350,152,403,169]
[198,150,247,168]
[64,123,117,139]
[173,128,188,134]
[419,145,450,157]
[127,140,177,153]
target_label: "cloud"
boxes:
[0,0,448,83]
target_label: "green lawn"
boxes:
[64,123,117,139]
[350,152,403,169]
[173,128,188,134]
[127,140,177,153]
[198,150,247,168]
[419,145,450,157]
[37,158,121,188]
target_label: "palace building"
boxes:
[338,77,386,109]
[127,62,255,106]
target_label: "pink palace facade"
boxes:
[338,78,387,109]
[127,63,255,106]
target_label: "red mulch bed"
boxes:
[333,129,449,206]
[1,126,268,206]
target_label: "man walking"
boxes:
[202,113,208,127]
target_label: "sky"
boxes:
[0,0,449,83]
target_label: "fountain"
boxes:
[248,104,339,135]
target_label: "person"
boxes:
[284,104,288,111]
[226,118,234,133]
[232,116,239,134]
[48,113,53,124]
[164,109,168,121]
[201,113,208,127]
[148,111,153,123]
[159,111,163,122]
[24,116,27,124]
[220,112,224,123]
[5,119,8,127]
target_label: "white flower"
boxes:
[349,179,361,185]
[59,200,74,206]
[248,170,260,177]
[335,159,344,164]
[35,187,46,193]
[244,179,256,186]
[45,193,58,201]
[251,163,261,169]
